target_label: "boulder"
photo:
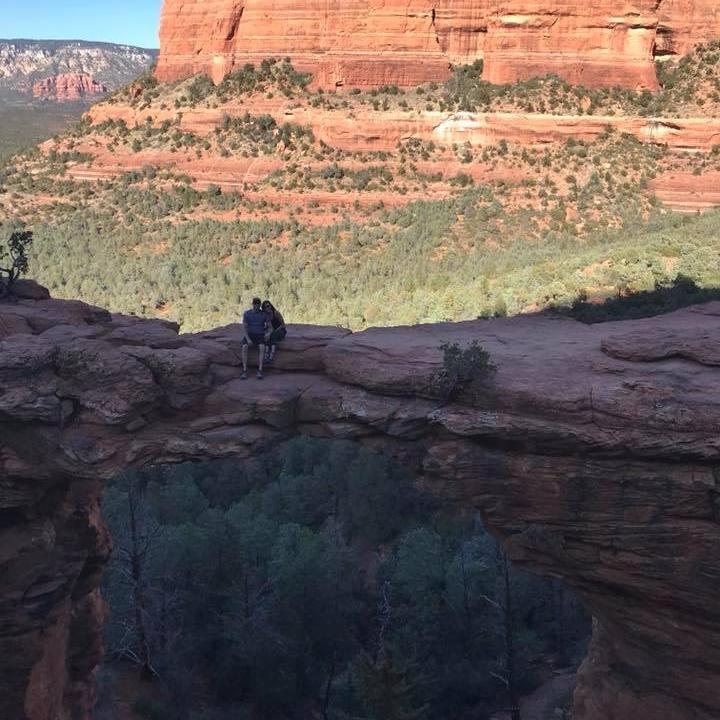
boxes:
[9,279,50,300]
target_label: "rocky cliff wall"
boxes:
[155,0,720,89]
[2,283,720,719]
[656,0,720,56]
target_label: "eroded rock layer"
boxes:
[2,283,720,719]
[84,99,720,154]
[155,0,720,89]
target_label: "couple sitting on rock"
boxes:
[241,297,287,379]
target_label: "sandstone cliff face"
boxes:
[32,73,107,101]
[656,0,720,56]
[155,0,720,89]
[2,283,720,719]
[156,0,451,87]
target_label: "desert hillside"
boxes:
[3,44,720,330]
[0,40,157,162]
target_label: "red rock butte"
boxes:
[32,73,107,101]
[155,0,720,90]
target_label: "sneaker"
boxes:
[265,354,273,364]
[241,371,248,380]
[256,371,264,380]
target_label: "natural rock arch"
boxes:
[2,287,720,720]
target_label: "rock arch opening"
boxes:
[95,442,591,719]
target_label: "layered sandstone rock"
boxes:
[650,170,720,212]
[155,0,720,89]
[32,73,107,101]
[2,285,720,719]
[156,0,450,87]
[480,1,660,89]
[84,96,720,153]
[656,0,720,56]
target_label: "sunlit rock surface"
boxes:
[155,0,720,89]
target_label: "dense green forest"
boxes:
[0,97,88,164]
[98,439,589,720]
[6,183,720,331]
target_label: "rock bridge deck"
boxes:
[2,284,720,719]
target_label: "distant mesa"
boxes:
[32,73,107,101]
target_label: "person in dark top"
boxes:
[241,297,269,379]
[262,300,286,364]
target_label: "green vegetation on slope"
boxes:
[0,99,89,164]
[1,117,715,329]
[563,275,720,323]
[107,57,310,111]
[4,184,717,330]
[114,45,720,119]
[376,41,720,116]
[3,56,720,330]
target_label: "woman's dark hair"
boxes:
[262,300,276,315]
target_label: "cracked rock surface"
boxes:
[2,283,720,719]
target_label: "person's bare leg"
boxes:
[257,344,265,377]
[241,343,248,377]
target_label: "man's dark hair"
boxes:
[252,297,261,305]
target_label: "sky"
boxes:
[2,0,163,49]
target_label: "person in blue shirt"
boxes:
[241,297,269,379]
